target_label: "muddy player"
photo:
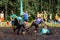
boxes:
[13,16,26,34]
[27,17,44,33]
[40,24,52,35]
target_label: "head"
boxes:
[41,11,43,14]
[11,10,14,14]
[36,15,41,19]
[56,14,58,16]
[59,16,60,19]
[1,11,3,13]
[43,11,47,14]
[39,11,41,14]
[14,16,17,19]
[6,20,9,22]
[43,24,47,29]
[25,10,28,13]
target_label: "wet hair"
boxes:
[43,23,47,28]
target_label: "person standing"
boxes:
[49,14,52,22]
[55,14,59,22]
[0,11,4,22]
[23,11,28,26]
[36,12,40,18]
[10,10,17,32]
[43,11,47,22]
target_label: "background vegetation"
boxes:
[0,0,60,21]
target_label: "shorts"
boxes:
[1,18,4,22]
[24,20,28,22]
[11,21,14,26]
[18,24,25,28]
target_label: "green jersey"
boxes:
[10,14,17,19]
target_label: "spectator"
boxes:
[23,11,28,26]
[0,11,4,22]
[10,10,17,32]
[43,11,47,22]
[40,24,52,35]
[55,14,59,22]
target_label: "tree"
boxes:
[0,0,59,20]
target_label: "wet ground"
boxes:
[0,27,60,40]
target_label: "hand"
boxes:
[12,19,14,21]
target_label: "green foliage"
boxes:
[0,0,60,21]
[6,15,10,21]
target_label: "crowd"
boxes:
[0,10,60,35]
[9,10,52,35]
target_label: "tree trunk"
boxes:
[5,0,8,20]
[57,0,59,14]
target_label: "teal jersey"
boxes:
[40,28,50,35]
[10,14,17,19]
[17,16,23,21]
[17,16,24,24]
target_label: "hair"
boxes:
[43,23,47,27]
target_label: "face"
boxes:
[41,11,43,14]
[14,16,17,19]
[11,11,14,14]
[26,11,27,13]
[44,24,47,29]
[56,14,57,16]
[44,11,46,14]
[1,11,3,13]
[24,21,27,25]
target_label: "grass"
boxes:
[0,22,60,27]
[0,22,6,27]
[0,22,11,27]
